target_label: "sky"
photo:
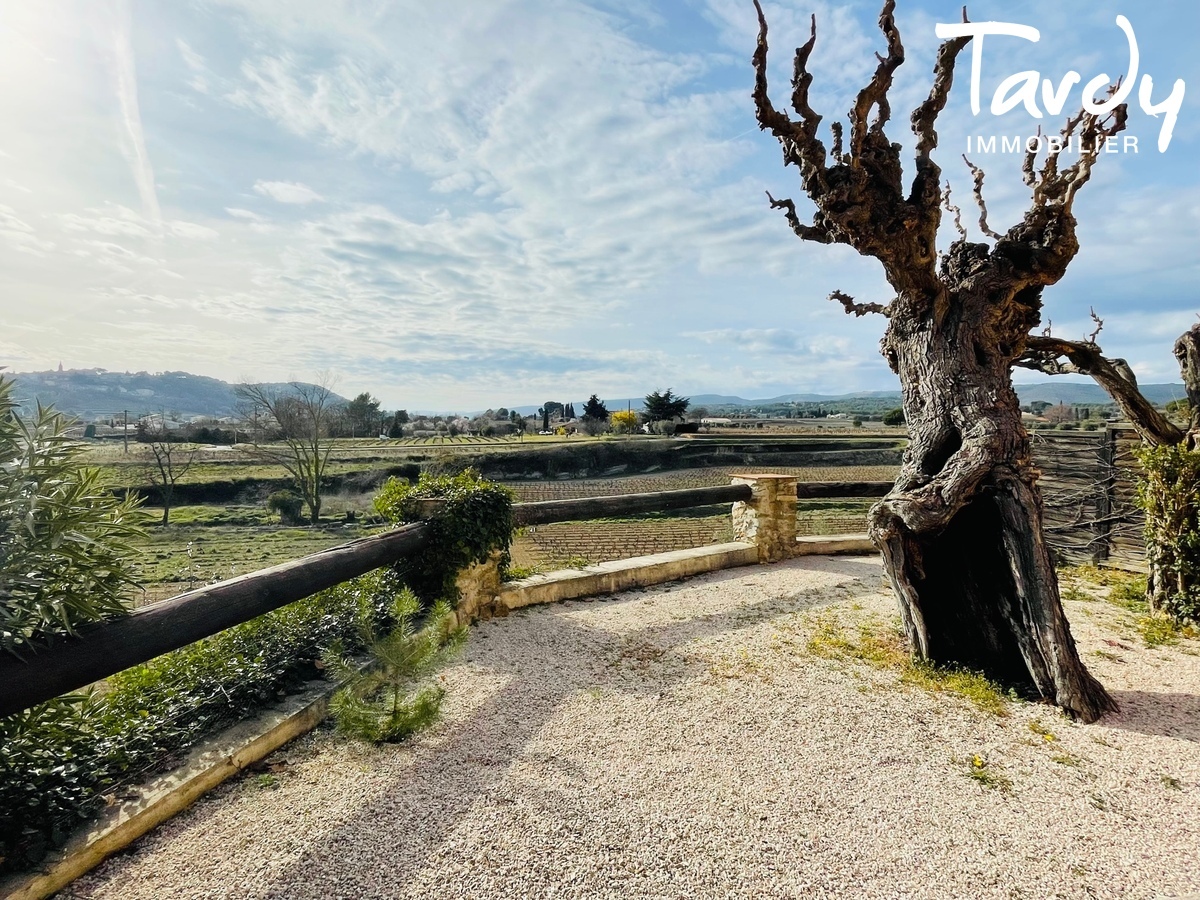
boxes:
[0,0,1196,410]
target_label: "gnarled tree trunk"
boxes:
[873,247,1110,719]
[751,0,1124,720]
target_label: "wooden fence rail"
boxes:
[514,484,752,526]
[0,524,430,718]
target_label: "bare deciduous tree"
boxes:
[235,376,340,525]
[139,413,197,527]
[751,0,1140,720]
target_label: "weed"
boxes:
[501,564,541,582]
[709,646,773,682]
[1059,585,1093,604]
[805,613,908,668]
[1137,614,1182,647]
[964,755,1011,791]
[1160,774,1183,790]
[255,773,279,789]
[1051,753,1082,768]
[1028,719,1058,742]
[805,612,1011,716]
[1108,575,1150,611]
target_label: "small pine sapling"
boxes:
[321,588,466,743]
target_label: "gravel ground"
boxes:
[66,556,1200,900]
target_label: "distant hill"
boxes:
[7,369,1185,420]
[1013,381,1186,406]
[6,369,348,419]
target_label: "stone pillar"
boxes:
[731,474,798,563]
[452,549,504,626]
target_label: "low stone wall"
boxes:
[453,475,877,626]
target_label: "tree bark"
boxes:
[869,248,1111,720]
[1174,323,1200,449]
[751,1,1122,720]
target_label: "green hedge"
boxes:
[1137,443,1200,623]
[374,469,514,603]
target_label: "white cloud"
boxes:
[0,0,1194,408]
[252,179,324,204]
[168,220,220,241]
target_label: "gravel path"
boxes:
[67,557,1200,900]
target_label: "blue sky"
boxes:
[1,0,1196,409]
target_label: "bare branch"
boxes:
[1030,86,1128,213]
[829,289,892,318]
[962,156,1001,239]
[830,121,844,163]
[790,14,823,136]
[764,191,838,244]
[1018,335,1183,446]
[908,17,970,242]
[911,29,970,162]
[1021,126,1042,189]
[1086,308,1103,344]
[849,0,904,160]
[942,181,966,241]
[751,0,828,175]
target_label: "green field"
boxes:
[92,436,898,604]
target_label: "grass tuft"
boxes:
[805,612,1011,716]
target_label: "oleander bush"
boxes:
[0,376,142,655]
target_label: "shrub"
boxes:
[0,377,142,655]
[374,469,514,604]
[266,490,304,525]
[1137,443,1200,623]
[322,589,465,743]
[611,409,639,434]
[882,407,905,426]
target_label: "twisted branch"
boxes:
[942,182,965,241]
[849,0,903,159]
[962,156,1001,239]
[829,289,892,318]
[764,191,838,244]
[1018,335,1183,446]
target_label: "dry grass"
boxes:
[804,611,1013,716]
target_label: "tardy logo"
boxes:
[935,16,1186,153]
